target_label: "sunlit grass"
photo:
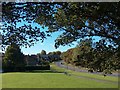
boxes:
[2,72,118,88]
[2,64,118,88]
[0,73,2,89]
[51,64,118,82]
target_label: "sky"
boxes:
[21,33,77,55]
[17,22,77,55]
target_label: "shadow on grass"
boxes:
[24,70,64,73]
[2,70,64,74]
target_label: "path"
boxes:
[54,60,119,77]
[53,60,118,84]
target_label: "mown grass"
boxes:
[2,64,118,88]
[0,73,2,89]
[70,71,118,82]
[51,64,118,82]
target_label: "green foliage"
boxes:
[61,39,120,74]
[72,38,93,67]
[47,51,62,62]
[2,2,120,74]
[41,50,46,55]
[61,48,74,64]
[48,51,61,55]
[92,40,120,73]
[55,51,62,55]
[52,2,120,48]
[2,2,120,48]
[3,44,25,71]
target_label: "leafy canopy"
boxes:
[1,2,120,48]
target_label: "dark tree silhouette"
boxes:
[2,2,120,48]
[3,44,25,71]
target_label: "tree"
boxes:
[48,2,120,48]
[2,2,120,73]
[2,2,52,47]
[55,51,62,55]
[72,38,93,67]
[62,38,120,74]
[2,2,120,48]
[2,44,25,71]
[92,40,120,73]
[61,48,74,64]
[48,52,53,55]
[41,50,46,55]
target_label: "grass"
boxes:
[51,64,118,82]
[2,64,118,88]
[70,71,118,82]
[0,73,2,89]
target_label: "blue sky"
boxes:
[21,31,77,55]
[19,22,77,55]
[21,34,77,55]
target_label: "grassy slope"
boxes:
[2,64,118,88]
[51,64,118,82]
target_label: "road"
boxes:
[54,60,119,77]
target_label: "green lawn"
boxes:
[0,73,2,89]
[2,64,118,88]
[51,64,118,82]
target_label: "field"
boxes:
[2,64,118,88]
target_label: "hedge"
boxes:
[25,65,50,71]
[2,65,50,72]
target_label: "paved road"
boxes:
[54,60,119,77]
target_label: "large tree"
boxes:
[2,44,25,71]
[50,2,120,48]
[1,2,120,48]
